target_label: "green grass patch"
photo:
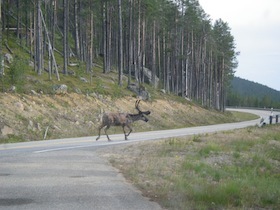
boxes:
[230,138,257,152]
[103,125,280,210]
[198,142,222,157]
[230,111,259,121]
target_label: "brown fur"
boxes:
[96,100,150,141]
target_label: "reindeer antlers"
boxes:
[135,100,141,112]
[135,100,151,115]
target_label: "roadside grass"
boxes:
[101,125,280,209]
[229,110,259,121]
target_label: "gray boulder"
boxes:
[53,84,68,94]
[4,53,13,64]
[127,83,150,100]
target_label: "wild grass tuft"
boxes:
[198,142,221,157]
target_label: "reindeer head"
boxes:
[135,100,151,122]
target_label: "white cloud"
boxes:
[199,0,280,91]
[200,0,280,26]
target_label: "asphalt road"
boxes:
[0,109,276,209]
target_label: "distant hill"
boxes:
[227,77,280,108]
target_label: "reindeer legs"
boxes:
[96,125,111,141]
[104,125,111,141]
[123,125,132,140]
[96,125,103,141]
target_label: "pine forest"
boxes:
[0,0,239,111]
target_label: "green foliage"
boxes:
[228,77,280,108]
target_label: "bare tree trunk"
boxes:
[118,0,123,86]
[16,0,21,43]
[128,0,133,85]
[63,0,69,75]
[107,7,112,73]
[136,0,141,82]
[202,37,207,106]
[162,29,166,90]
[102,1,107,73]
[24,1,29,47]
[180,28,184,96]
[151,20,156,87]
[157,35,161,84]
[29,8,33,61]
[190,30,194,99]
[214,57,219,109]
[174,18,179,95]
[6,1,10,40]
[166,32,171,93]
[221,55,225,111]
[86,3,94,74]
[141,17,146,83]
[51,0,57,76]
[185,57,189,98]
[35,0,43,75]
[74,0,80,59]
[209,49,213,107]
[40,8,60,81]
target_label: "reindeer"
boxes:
[96,100,151,141]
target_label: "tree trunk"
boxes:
[107,7,112,73]
[40,8,60,81]
[180,28,184,97]
[63,0,69,75]
[36,0,43,75]
[16,0,21,43]
[86,3,94,74]
[0,0,3,92]
[128,0,133,85]
[162,29,166,90]
[151,20,156,87]
[118,0,123,86]
[74,0,80,59]
[136,0,141,82]
[141,15,146,83]
[102,1,107,73]
[51,0,57,76]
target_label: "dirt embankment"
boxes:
[0,93,234,143]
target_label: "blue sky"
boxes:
[199,0,280,91]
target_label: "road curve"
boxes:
[0,108,275,210]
